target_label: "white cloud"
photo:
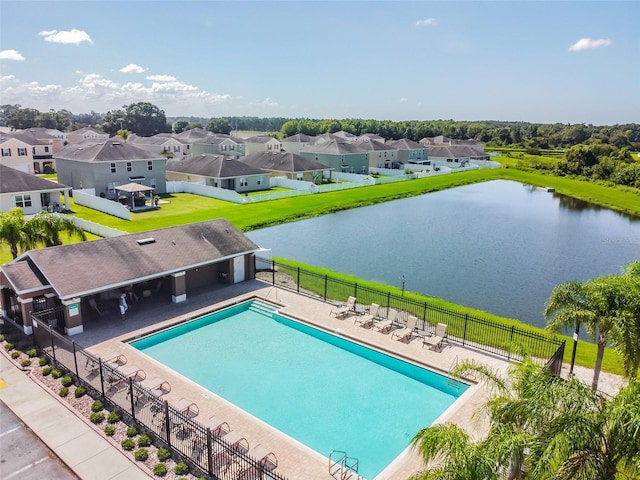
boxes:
[120,63,147,73]
[146,74,177,82]
[39,29,93,45]
[252,97,279,108]
[0,49,25,61]
[416,18,438,27]
[568,38,612,52]
[399,97,408,103]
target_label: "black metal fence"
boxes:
[257,258,565,372]
[30,312,288,480]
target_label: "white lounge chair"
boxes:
[391,315,419,342]
[330,296,356,319]
[373,308,397,333]
[237,444,278,480]
[354,303,380,328]
[423,323,448,351]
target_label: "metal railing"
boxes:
[30,312,288,480]
[257,258,565,372]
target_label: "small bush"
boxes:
[121,438,135,451]
[152,463,168,477]
[42,366,53,376]
[126,426,138,437]
[61,375,73,387]
[104,425,116,436]
[89,412,105,424]
[26,348,38,358]
[11,351,20,359]
[174,462,189,475]
[156,447,171,462]
[74,386,86,398]
[137,433,152,447]
[107,411,120,424]
[91,400,103,412]
[0,334,5,342]
[4,343,14,352]
[50,368,63,379]
[39,357,48,366]
[58,387,69,397]
[21,359,32,367]
[134,448,149,461]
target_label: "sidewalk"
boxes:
[0,354,150,480]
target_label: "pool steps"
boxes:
[248,300,279,317]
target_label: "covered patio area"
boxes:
[115,182,157,211]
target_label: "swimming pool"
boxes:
[131,300,468,479]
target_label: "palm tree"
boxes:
[544,264,640,391]
[0,208,33,258]
[24,212,86,247]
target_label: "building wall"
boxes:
[0,138,55,174]
[300,152,370,174]
[0,192,46,214]
[396,148,429,163]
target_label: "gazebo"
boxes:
[114,182,155,210]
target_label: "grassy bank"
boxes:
[273,258,625,376]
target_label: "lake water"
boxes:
[246,180,640,331]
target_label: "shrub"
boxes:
[152,463,168,477]
[121,438,135,451]
[39,357,48,366]
[21,359,32,367]
[126,426,138,437]
[11,351,20,359]
[58,387,69,397]
[107,411,120,424]
[4,343,14,352]
[74,386,87,398]
[174,462,189,475]
[61,375,73,387]
[26,348,38,358]
[156,447,171,462]
[42,366,53,376]
[134,448,149,462]
[0,334,5,342]
[104,425,116,436]
[89,412,105,424]
[91,400,103,412]
[137,433,152,447]
[50,368,63,379]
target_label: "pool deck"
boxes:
[72,280,510,480]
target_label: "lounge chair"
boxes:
[135,377,171,407]
[354,303,380,328]
[170,398,199,437]
[204,415,230,437]
[373,308,397,333]
[330,296,356,319]
[212,431,250,477]
[391,315,419,342]
[423,323,448,351]
[237,444,278,480]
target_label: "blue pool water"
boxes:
[131,300,468,479]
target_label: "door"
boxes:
[233,256,245,283]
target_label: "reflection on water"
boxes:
[554,192,639,222]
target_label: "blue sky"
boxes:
[1,1,638,125]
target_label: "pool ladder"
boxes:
[329,450,361,480]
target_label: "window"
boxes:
[150,178,156,188]
[186,144,190,150]
[257,176,264,185]
[361,166,367,174]
[33,296,47,312]
[163,146,170,153]
[230,144,235,151]
[147,161,153,171]
[1,148,11,157]
[107,182,119,194]
[296,173,304,181]
[15,194,32,208]
[221,145,227,151]
[173,145,180,152]
[18,148,27,156]
[240,177,248,187]
[126,161,132,172]
[110,163,116,173]
[315,154,319,161]
[32,147,36,154]
[44,146,49,153]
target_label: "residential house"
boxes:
[165,154,269,192]
[66,127,109,145]
[387,138,429,164]
[243,135,282,156]
[0,131,56,174]
[356,138,400,169]
[0,164,71,214]
[174,129,245,158]
[299,140,370,174]
[129,134,190,158]
[241,151,332,182]
[0,219,260,335]
[357,133,386,143]
[24,127,66,152]
[55,138,166,199]
[281,133,315,154]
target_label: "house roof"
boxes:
[115,182,155,193]
[358,133,385,141]
[354,138,396,152]
[281,134,314,143]
[244,135,279,144]
[54,138,163,162]
[0,164,69,194]
[166,155,265,178]
[0,131,52,146]
[241,152,331,172]
[300,139,365,155]
[387,138,425,150]
[174,128,213,141]
[129,135,186,146]
[4,219,259,299]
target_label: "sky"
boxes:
[1,1,638,125]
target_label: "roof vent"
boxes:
[136,237,156,245]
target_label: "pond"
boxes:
[246,180,640,331]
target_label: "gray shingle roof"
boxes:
[166,155,264,178]
[241,152,331,172]
[300,139,366,155]
[6,219,259,299]
[54,138,163,162]
[0,164,69,194]
[0,131,52,146]
[387,138,424,149]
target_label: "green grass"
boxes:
[274,258,625,376]
[244,187,291,196]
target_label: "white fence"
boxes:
[62,214,127,238]
[73,189,131,220]
[270,177,315,192]
[166,181,245,204]
[329,171,370,183]
[470,160,501,169]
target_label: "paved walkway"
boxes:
[0,355,150,480]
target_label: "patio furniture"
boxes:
[330,296,356,319]
[354,303,380,328]
[237,444,278,480]
[170,398,199,437]
[212,431,250,477]
[391,315,419,342]
[373,308,397,333]
[422,323,448,351]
